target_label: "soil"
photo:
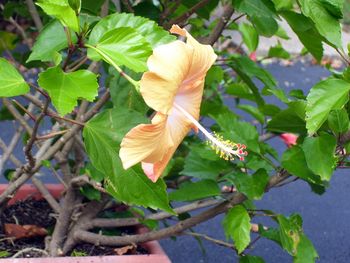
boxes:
[0,198,148,258]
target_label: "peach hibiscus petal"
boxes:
[140,41,192,114]
[170,25,217,85]
[141,108,192,182]
[119,113,174,170]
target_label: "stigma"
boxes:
[173,103,248,161]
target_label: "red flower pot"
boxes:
[0,184,171,263]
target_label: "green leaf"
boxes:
[37,0,79,32]
[181,144,231,179]
[226,83,256,102]
[240,255,265,263]
[237,104,265,124]
[233,0,278,37]
[239,23,259,52]
[0,31,17,53]
[302,134,337,181]
[83,108,173,213]
[230,56,288,104]
[109,71,148,114]
[81,0,105,14]
[214,112,260,153]
[268,43,291,59]
[80,185,101,201]
[277,214,303,255]
[319,0,343,18]
[293,234,319,263]
[306,78,350,134]
[133,1,160,21]
[223,205,251,254]
[281,11,323,61]
[38,66,98,116]
[205,66,224,87]
[271,0,294,10]
[299,0,342,47]
[169,180,220,201]
[68,0,81,13]
[259,226,281,245]
[267,101,307,134]
[244,153,275,172]
[0,58,29,97]
[0,251,11,258]
[27,20,76,63]
[327,109,349,133]
[88,12,175,52]
[85,163,105,182]
[226,169,269,200]
[87,27,152,72]
[282,146,322,184]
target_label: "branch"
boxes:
[121,0,134,12]
[90,198,220,228]
[25,0,43,30]
[49,182,78,256]
[75,194,245,246]
[185,231,236,251]
[73,171,289,247]
[62,195,110,254]
[0,131,23,173]
[24,97,50,171]
[3,98,33,135]
[165,0,211,28]
[159,0,182,25]
[201,4,234,45]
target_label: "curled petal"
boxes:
[170,24,217,85]
[119,113,173,170]
[140,41,192,114]
[141,107,192,182]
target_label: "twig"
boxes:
[0,74,107,208]
[185,231,236,251]
[11,99,36,121]
[165,0,211,28]
[201,4,234,45]
[90,198,220,228]
[335,48,350,66]
[0,138,22,168]
[36,130,68,140]
[24,97,50,171]
[0,130,23,173]
[3,98,33,136]
[121,0,134,12]
[25,0,43,30]
[66,56,88,72]
[159,0,182,25]
[101,0,110,16]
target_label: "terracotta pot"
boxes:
[0,184,171,263]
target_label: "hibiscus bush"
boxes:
[0,0,349,261]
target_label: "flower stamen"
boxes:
[173,103,247,161]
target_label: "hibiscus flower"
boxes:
[119,25,247,182]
